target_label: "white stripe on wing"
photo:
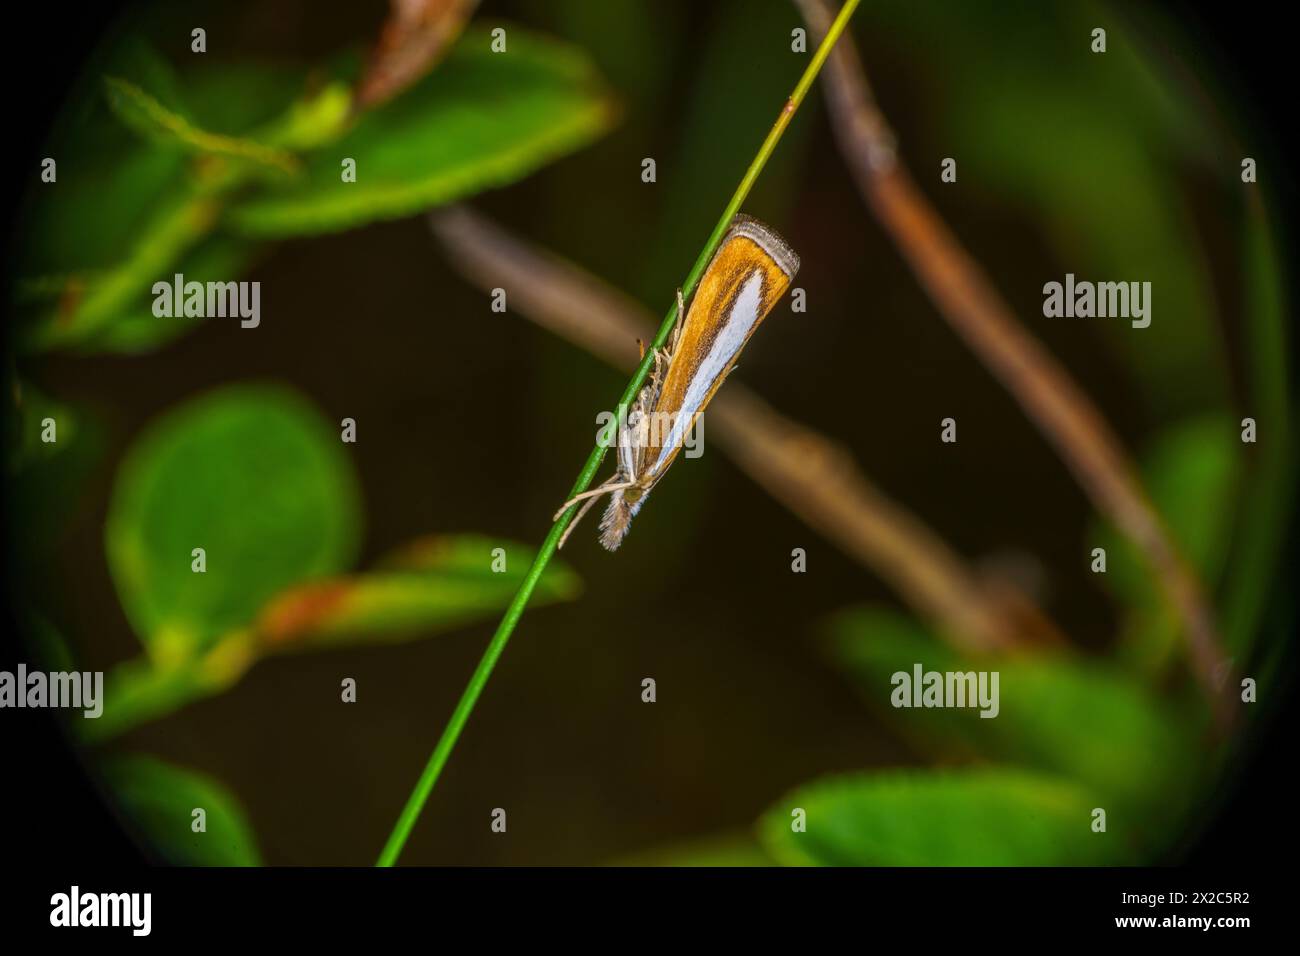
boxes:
[650,269,765,475]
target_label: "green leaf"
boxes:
[227,25,617,237]
[253,82,354,153]
[19,145,188,280]
[826,606,1199,845]
[20,182,231,353]
[824,607,968,748]
[1090,417,1241,672]
[183,62,325,139]
[84,533,583,740]
[1101,417,1240,597]
[72,234,263,355]
[255,534,581,649]
[105,76,299,174]
[105,385,361,662]
[82,633,256,745]
[102,755,260,866]
[102,37,193,124]
[759,769,1122,866]
[18,60,325,355]
[127,60,350,154]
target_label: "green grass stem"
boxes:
[377,0,862,866]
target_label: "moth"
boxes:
[555,214,800,550]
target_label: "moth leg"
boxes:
[651,346,669,389]
[672,288,686,349]
[630,371,663,433]
[639,332,669,398]
[553,475,638,522]
[557,492,602,550]
[636,290,681,396]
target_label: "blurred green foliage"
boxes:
[81,236,260,354]
[5,0,1290,867]
[17,23,615,353]
[11,7,609,861]
[230,26,617,237]
[859,0,1229,417]
[825,606,1199,855]
[259,533,582,649]
[106,383,361,663]
[84,385,580,744]
[5,377,106,551]
[760,769,1121,866]
[1226,200,1293,666]
[103,754,261,865]
[104,76,300,174]
[6,378,77,472]
[1092,417,1241,674]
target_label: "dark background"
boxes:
[2,0,1294,879]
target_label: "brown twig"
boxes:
[796,0,1231,722]
[430,205,1063,654]
[355,0,479,109]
